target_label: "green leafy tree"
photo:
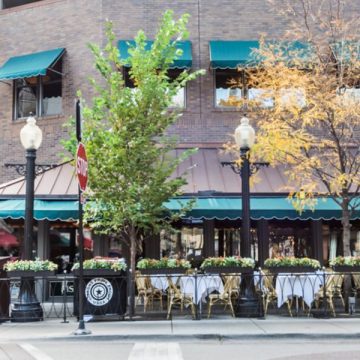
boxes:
[64,11,203,315]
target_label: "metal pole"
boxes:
[23,149,36,260]
[241,147,251,258]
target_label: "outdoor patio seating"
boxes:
[313,273,339,317]
[135,273,163,312]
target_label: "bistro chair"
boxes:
[166,277,195,319]
[352,273,360,295]
[207,275,236,318]
[313,273,338,317]
[261,271,292,317]
[221,273,241,300]
[135,272,163,312]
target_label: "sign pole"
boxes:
[74,99,91,336]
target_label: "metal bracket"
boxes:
[5,163,58,176]
[221,161,270,177]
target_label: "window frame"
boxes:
[13,57,63,120]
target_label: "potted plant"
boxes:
[329,256,360,272]
[4,258,58,278]
[136,257,191,274]
[264,256,320,273]
[200,256,255,274]
[72,256,127,276]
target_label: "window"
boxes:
[160,226,204,259]
[14,58,62,119]
[1,0,42,9]
[215,69,273,108]
[124,67,186,108]
[215,69,242,107]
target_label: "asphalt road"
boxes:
[1,339,360,360]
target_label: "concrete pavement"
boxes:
[1,316,360,342]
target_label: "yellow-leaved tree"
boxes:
[226,0,360,257]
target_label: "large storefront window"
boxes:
[269,223,311,258]
[214,226,258,260]
[160,226,204,260]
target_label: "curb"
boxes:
[5,333,360,342]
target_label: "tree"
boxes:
[69,11,203,315]
[226,0,360,257]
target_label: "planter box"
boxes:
[138,268,188,275]
[264,266,318,274]
[332,265,360,273]
[72,269,125,277]
[7,270,55,278]
[202,266,253,274]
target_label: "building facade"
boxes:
[0,0,359,268]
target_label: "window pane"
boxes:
[215,70,242,107]
[16,79,37,118]
[170,87,185,108]
[42,80,62,116]
[248,88,274,108]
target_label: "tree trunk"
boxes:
[129,225,137,319]
[342,201,352,257]
[341,200,352,313]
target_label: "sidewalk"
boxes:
[1,316,360,341]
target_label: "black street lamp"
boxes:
[223,116,268,317]
[11,116,44,322]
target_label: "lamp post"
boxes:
[234,116,255,259]
[222,116,268,317]
[11,116,43,322]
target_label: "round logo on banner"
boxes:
[85,278,113,306]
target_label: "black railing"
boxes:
[0,270,359,322]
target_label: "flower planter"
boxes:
[202,266,253,274]
[264,266,318,274]
[7,270,55,278]
[332,265,360,273]
[138,268,188,275]
[72,269,125,277]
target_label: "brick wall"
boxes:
[0,0,308,183]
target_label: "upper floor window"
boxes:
[1,0,42,9]
[14,58,62,119]
[124,67,186,108]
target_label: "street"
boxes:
[1,339,360,360]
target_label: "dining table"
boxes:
[275,272,324,309]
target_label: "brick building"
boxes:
[0,0,359,267]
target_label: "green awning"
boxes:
[165,197,360,221]
[1,196,358,222]
[209,40,260,69]
[0,199,78,221]
[0,48,65,80]
[118,40,192,69]
[209,40,313,69]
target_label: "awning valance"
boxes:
[0,200,78,221]
[165,197,360,221]
[1,196,358,222]
[0,48,65,80]
[118,40,192,69]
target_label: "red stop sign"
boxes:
[76,143,88,191]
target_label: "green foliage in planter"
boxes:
[200,256,255,269]
[264,256,320,269]
[72,257,127,272]
[4,258,58,272]
[329,256,360,267]
[136,257,191,269]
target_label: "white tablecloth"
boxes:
[276,273,323,308]
[179,275,224,304]
[150,275,180,292]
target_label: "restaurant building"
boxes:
[0,0,359,268]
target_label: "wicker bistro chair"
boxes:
[313,273,344,317]
[135,273,163,312]
[261,271,293,317]
[207,275,237,318]
[352,273,360,295]
[221,273,241,300]
[166,277,195,319]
